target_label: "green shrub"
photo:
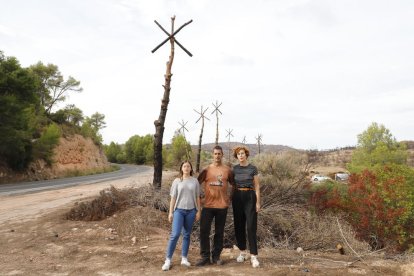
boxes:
[308,180,347,212]
[309,164,414,251]
[32,123,61,165]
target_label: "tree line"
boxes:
[104,131,208,168]
[0,51,105,170]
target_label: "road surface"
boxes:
[0,165,164,224]
[0,164,151,196]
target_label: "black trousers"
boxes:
[232,190,258,255]
[199,207,228,259]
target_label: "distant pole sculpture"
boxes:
[178,119,190,160]
[151,16,193,189]
[256,134,263,154]
[242,136,247,145]
[211,100,222,146]
[226,128,234,161]
[194,106,210,173]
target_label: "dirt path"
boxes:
[0,171,413,275]
[0,169,158,225]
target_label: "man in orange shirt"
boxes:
[196,145,233,266]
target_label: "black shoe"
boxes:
[195,258,211,266]
[212,257,224,265]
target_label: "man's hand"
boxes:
[256,203,261,213]
[196,210,201,221]
[168,212,173,223]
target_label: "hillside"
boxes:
[0,134,110,184]
[199,142,294,156]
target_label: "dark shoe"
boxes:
[195,258,211,266]
[212,257,224,265]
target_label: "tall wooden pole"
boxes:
[196,115,205,173]
[151,17,192,188]
[178,120,191,160]
[226,128,234,162]
[215,111,219,146]
[211,100,222,146]
[194,106,209,173]
[256,134,262,155]
[153,17,176,189]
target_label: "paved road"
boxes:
[0,164,152,196]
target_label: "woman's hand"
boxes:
[196,210,201,222]
[256,203,261,213]
[168,212,173,223]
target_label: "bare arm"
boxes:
[229,170,235,201]
[196,196,201,221]
[168,197,176,223]
[254,175,260,212]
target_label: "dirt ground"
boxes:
[1,172,413,276]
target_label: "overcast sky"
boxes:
[1,0,413,150]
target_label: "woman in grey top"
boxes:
[232,146,261,268]
[162,161,201,271]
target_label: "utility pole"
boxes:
[151,16,192,189]
[194,106,210,173]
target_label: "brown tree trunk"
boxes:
[215,112,219,146]
[196,117,205,173]
[153,16,175,189]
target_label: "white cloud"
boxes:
[1,0,414,149]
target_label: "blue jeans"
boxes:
[166,208,197,259]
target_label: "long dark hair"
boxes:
[179,160,193,181]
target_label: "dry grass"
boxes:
[66,154,370,255]
[111,206,170,238]
[66,176,174,221]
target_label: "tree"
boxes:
[29,62,82,115]
[89,112,106,130]
[152,17,193,188]
[104,142,123,163]
[81,112,106,145]
[348,122,407,173]
[63,104,84,126]
[50,104,84,126]
[0,52,40,170]
[124,135,154,164]
[166,134,192,167]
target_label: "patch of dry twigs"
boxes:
[66,151,370,255]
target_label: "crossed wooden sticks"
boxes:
[152,18,193,57]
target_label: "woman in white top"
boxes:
[162,161,201,271]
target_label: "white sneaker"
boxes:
[236,253,246,263]
[251,255,260,268]
[181,257,191,267]
[162,259,171,271]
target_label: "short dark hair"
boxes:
[213,145,223,153]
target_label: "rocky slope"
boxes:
[0,134,110,184]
